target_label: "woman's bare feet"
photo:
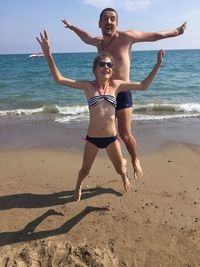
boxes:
[133,158,143,180]
[74,185,82,201]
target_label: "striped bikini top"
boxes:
[88,95,117,109]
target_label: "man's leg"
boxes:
[116,107,143,179]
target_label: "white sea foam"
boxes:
[56,105,88,115]
[175,103,200,113]
[55,113,89,123]
[0,107,44,116]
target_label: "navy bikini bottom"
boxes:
[86,135,118,149]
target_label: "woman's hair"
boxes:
[92,52,115,74]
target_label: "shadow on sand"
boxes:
[0,187,122,210]
[0,206,109,246]
[0,187,122,246]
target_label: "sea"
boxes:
[0,49,200,151]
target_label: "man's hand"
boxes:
[157,49,165,65]
[62,19,73,29]
[176,22,187,36]
[36,30,50,56]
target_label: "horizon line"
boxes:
[0,48,200,56]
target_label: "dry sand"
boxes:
[0,142,200,266]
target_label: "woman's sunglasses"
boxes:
[98,61,113,68]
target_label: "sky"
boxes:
[0,0,200,54]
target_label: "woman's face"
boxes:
[95,57,113,79]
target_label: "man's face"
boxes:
[99,11,118,36]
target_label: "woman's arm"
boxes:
[36,30,90,90]
[118,49,165,92]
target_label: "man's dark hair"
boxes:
[99,8,118,21]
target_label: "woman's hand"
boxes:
[157,49,165,65]
[36,30,51,56]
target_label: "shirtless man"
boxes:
[62,8,187,179]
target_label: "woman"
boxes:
[37,31,165,201]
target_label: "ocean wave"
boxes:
[55,113,89,123]
[56,105,88,115]
[134,102,200,113]
[133,113,199,121]
[0,105,88,117]
[0,107,44,116]
[0,103,200,122]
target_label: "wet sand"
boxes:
[0,116,200,154]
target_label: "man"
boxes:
[62,8,186,179]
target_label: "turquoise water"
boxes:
[0,49,200,123]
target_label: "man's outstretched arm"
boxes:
[127,22,187,43]
[62,19,100,46]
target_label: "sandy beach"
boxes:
[0,118,200,266]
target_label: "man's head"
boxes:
[99,8,118,37]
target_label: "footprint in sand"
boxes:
[161,191,171,198]
[48,242,71,267]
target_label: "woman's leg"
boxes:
[74,141,98,201]
[106,140,131,192]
